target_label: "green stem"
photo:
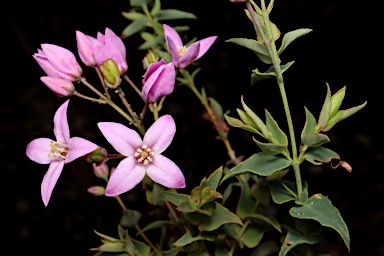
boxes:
[94,66,111,99]
[73,91,106,104]
[123,74,143,99]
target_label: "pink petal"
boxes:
[196,36,218,60]
[163,24,183,49]
[97,122,142,156]
[178,42,200,69]
[105,158,146,196]
[53,100,70,143]
[41,161,65,206]
[65,137,99,163]
[26,138,55,164]
[76,31,97,67]
[143,59,167,84]
[141,64,166,99]
[144,62,175,103]
[143,115,176,153]
[146,155,185,188]
[91,39,109,66]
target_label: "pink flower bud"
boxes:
[87,186,105,196]
[76,31,97,67]
[92,162,109,181]
[33,44,82,81]
[142,59,176,103]
[40,76,75,97]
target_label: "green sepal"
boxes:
[301,107,317,139]
[173,232,214,247]
[277,28,312,55]
[289,194,350,251]
[303,146,339,165]
[154,9,197,21]
[121,16,149,38]
[279,230,318,256]
[251,61,294,84]
[221,153,291,184]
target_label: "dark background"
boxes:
[2,0,382,255]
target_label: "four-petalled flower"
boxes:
[26,100,99,206]
[97,115,186,196]
[163,24,217,69]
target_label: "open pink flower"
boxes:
[97,115,185,196]
[26,100,98,206]
[163,24,217,69]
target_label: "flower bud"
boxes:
[143,51,158,70]
[92,162,109,181]
[99,59,122,88]
[76,30,97,67]
[87,186,105,196]
[142,59,176,103]
[40,76,75,97]
[83,147,107,165]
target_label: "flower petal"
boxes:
[196,36,218,60]
[143,115,176,153]
[65,137,99,163]
[98,122,142,156]
[53,100,70,143]
[41,161,65,206]
[163,25,182,66]
[105,158,146,196]
[146,155,185,188]
[26,138,54,164]
[178,42,200,69]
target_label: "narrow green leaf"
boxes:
[237,109,259,130]
[150,0,161,15]
[221,153,291,184]
[156,49,171,63]
[225,114,263,135]
[222,182,238,204]
[265,109,288,145]
[289,194,350,251]
[241,96,269,138]
[251,61,294,84]
[209,97,224,118]
[278,230,317,256]
[324,101,367,132]
[163,191,189,206]
[198,202,243,231]
[120,209,142,228]
[301,107,317,139]
[173,232,214,247]
[317,83,332,130]
[303,146,339,165]
[301,133,330,148]
[253,138,287,155]
[226,38,269,57]
[94,230,120,242]
[237,179,256,218]
[207,166,223,191]
[121,11,145,21]
[329,86,346,118]
[277,28,312,55]
[121,16,148,38]
[130,0,150,7]
[154,9,197,21]
[137,220,174,235]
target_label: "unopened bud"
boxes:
[143,51,158,70]
[87,186,105,196]
[92,162,109,181]
[83,147,107,165]
[99,58,121,88]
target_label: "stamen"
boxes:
[48,140,69,160]
[134,144,154,165]
[177,46,187,57]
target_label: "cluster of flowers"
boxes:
[27,25,217,206]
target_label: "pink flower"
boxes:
[26,100,98,206]
[33,44,82,82]
[163,24,217,69]
[97,115,185,196]
[142,59,176,103]
[77,28,128,74]
[40,76,75,97]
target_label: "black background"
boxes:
[2,0,382,255]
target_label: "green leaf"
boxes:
[121,16,148,38]
[131,237,151,256]
[209,97,224,118]
[324,101,367,132]
[139,34,165,50]
[251,61,295,84]
[329,86,346,118]
[241,96,269,138]
[253,138,287,155]
[221,153,291,184]
[226,38,269,57]
[225,115,262,135]
[207,167,223,191]
[237,109,258,129]
[265,109,288,146]
[235,223,264,248]
[303,146,339,165]
[121,11,145,21]
[237,179,256,218]
[301,107,317,139]
[130,0,150,7]
[214,238,232,256]
[94,230,121,242]
[301,133,330,148]
[156,49,171,63]
[317,83,332,130]
[120,209,142,228]
[163,191,189,206]
[173,232,214,247]
[289,194,350,251]
[295,219,323,236]
[137,220,175,235]
[154,9,197,21]
[245,213,282,232]
[269,180,308,204]
[277,28,312,55]
[250,240,279,256]
[222,182,238,204]
[198,202,243,231]
[150,0,161,15]
[279,230,318,256]
[251,183,271,206]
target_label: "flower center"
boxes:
[48,141,69,160]
[134,145,154,165]
[177,46,187,57]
